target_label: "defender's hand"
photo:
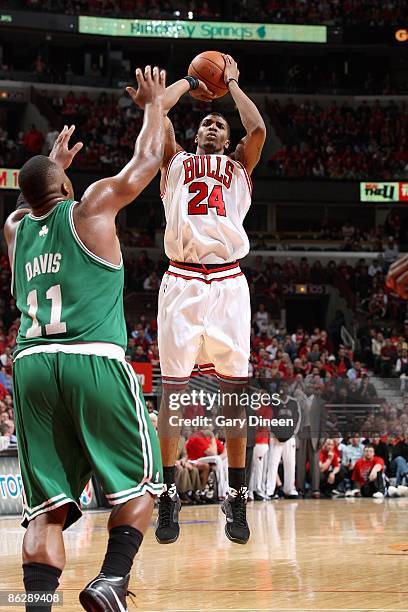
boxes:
[49,125,83,170]
[386,255,408,299]
[126,66,166,109]
[223,54,240,85]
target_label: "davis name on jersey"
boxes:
[162,152,252,264]
[25,253,62,282]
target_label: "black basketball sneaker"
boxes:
[221,486,250,544]
[79,573,135,611]
[155,483,182,544]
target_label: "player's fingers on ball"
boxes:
[203,83,215,96]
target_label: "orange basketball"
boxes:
[188,51,228,99]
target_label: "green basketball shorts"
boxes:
[12,348,163,529]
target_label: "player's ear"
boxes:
[225,139,230,150]
[62,182,70,196]
[195,135,198,143]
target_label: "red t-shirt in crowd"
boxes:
[319,449,340,470]
[352,456,384,485]
[186,434,224,460]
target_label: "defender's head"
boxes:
[18,155,73,210]
[195,113,230,154]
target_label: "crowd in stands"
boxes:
[2,92,408,182]
[268,99,408,180]
[17,89,207,169]
[15,0,407,25]
[252,219,406,254]
[123,244,407,322]
[43,91,207,171]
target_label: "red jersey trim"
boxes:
[235,160,253,194]
[215,370,248,381]
[165,270,244,284]
[170,260,239,274]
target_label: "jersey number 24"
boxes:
[188,182,226,217]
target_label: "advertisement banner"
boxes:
[360,182,400,202]
[0,453,98,516]
[79,16,327,43]
[131,362,153,393]
[0,168,19,190]
[0,10,77,32]
[399,183,408,201]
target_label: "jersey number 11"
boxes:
[26,284,67,338]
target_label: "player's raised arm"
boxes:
[223,54,266,175]
[79,66,166,216]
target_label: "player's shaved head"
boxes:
[18,155,72,209]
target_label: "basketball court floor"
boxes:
[1,498,407,611]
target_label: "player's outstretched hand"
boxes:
[126,66,166,109]
[49,125,83,170]
[386,255,408,299]
[189,80,215,101]
[222,54,240,84]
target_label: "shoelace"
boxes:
[127,589,136,607]
[231,492,247,527]
[158,492,173,526]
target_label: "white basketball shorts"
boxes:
[158,261,250,387]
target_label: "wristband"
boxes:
[226,77,239,87]
[184,76,199,90]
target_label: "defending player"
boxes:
[128,55,266,545]
[4,67,165,612]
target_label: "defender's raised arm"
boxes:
[80,66,166,216]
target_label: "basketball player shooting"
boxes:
[4,67,166,612]
[128,54,266,545]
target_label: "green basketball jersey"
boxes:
[13,199,127,354]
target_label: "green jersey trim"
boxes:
[68,201,123,271]
[14,342,126,361]
[28,203,61,221]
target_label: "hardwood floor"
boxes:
[0,498,407,611]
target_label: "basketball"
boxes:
[188,50,228,98]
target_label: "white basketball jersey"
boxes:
[161,151,252,263]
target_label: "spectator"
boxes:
[186,430,228,499]
[347,444,385,498]
[390,434,408,486]
[341,434,365,487]
[295,380,326,498]
[253,303,269,335]
[319,439,344,497]
[133,345,150,363]
[383,237,399,268]
[265,383,301,499]
[23,124,44,154]
[45,124,59,153]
